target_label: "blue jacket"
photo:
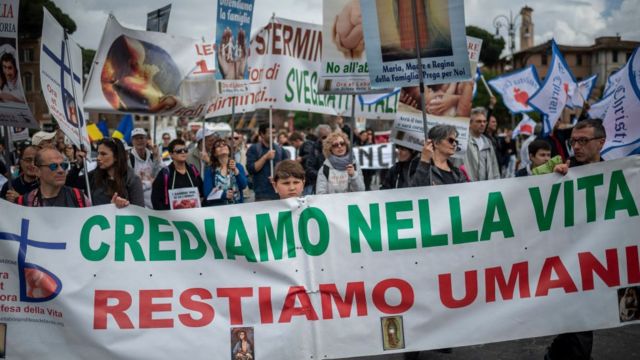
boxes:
[202,163,248,206]
[246,143,288,200]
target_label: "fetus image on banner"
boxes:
[376,0,452,61]
[101,35,180,113]
[231,327,254,360]
[619,287,640,322]
[332,0,365,59]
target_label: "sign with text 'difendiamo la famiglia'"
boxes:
[0,157,639,359]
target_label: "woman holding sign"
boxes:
[315,132,364,194]
[151,139,203,210]
[410,124,468,186]
[202,138,247,206]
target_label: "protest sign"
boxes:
[168,187,201,209]
[206,17,399,120]
[601,48,640,159]
[8,126,28,142]
[466,36,482,75]
[84,15,216,117]
[390,101,469,152]
[0,157,639,359]
[40,8,91,149]
[0,0,38,129]
[488,65,541,114]
[528,40,577,135]
[215,0,254,95]
[360,0,471,89]
[353,143,396,169]
[320,0,371,93]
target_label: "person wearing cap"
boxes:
[187,127,217,175]
[31,131,57,148]
[129,127,163,208]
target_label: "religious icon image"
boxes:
[231,327,255,360]
[618,286,640,323]
[381,316,405,350]
[0,323,6,358]
[375,0,453,62]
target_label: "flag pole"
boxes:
[64,31,92,204]
[268,13,276,177]
[410,0,429,140]
[480,74,494,97]
[350,94,356,145]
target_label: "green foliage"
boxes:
[19,0,77,39]
[293,111,323,131]
[81,48,96,76]
[472,69,511,129]
[466,25,506,67]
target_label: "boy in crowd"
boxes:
[271,160,305,200]
[515,139,552,177]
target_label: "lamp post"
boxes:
[493,10,521,72]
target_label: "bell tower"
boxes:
[520,6,534,50]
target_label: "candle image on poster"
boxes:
[215,0,254,95]
[360,0,471,89]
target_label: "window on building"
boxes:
[612,51,619,63]
[541,54,547,66]
[21,48,34,63]
[23,72,33,92]
[576,54,582,66]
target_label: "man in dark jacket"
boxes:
[302,124,331,195]
[246,124,288,201]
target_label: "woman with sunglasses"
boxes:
[202,138,247,206]
[410,124,468,186]
[151,139,204,210]
[315,132,364,194]
[1,145,40,202]
[75,138,144,207]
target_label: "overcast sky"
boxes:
[54,0,639,51]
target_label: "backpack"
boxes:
[322,162,357,180]
[17,187,87,208]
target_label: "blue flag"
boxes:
[112,114,134,144]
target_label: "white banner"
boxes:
[0,0,38,129]
[488,65,540,114]
[1,158,639,359]
[0,157,640,359]
[568,74,598,109]
[206,17,398,120]
[84,15,216,117]
[40,9,90,149]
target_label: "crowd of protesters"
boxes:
[0,102,612,359]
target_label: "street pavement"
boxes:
[340,324,640,359]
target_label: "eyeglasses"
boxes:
[331,142,346,149]
[446,137,459,145]
[38,162,69,171]
[215,142,228,148]
[172,148,189,154]
[570,137,603,146]
[233,136,241,140]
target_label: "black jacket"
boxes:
[409,160,467,187]
[381,157,420,190]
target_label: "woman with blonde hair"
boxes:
[315,132,364,194]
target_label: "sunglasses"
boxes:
[233,136,241,140]
[39,162,69,171]
[173,148,189,154]
[331,142,346,149]
[446,137,458,145]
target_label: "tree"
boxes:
[466,25,505,67]
[82,48,96,77]
[19,0,77,39]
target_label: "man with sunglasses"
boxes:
[546,118,606,360]
[17,148,89,207]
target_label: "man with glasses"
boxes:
[463,107,500,181]
[546,118,606,360]
[17,148,89,207]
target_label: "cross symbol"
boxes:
[42,40,85,127]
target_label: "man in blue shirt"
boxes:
[246,124,288,201]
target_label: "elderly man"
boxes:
[463,107,500,181]
[129,127,163,208]
[546,118,607,360]
[17,147,89,207]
